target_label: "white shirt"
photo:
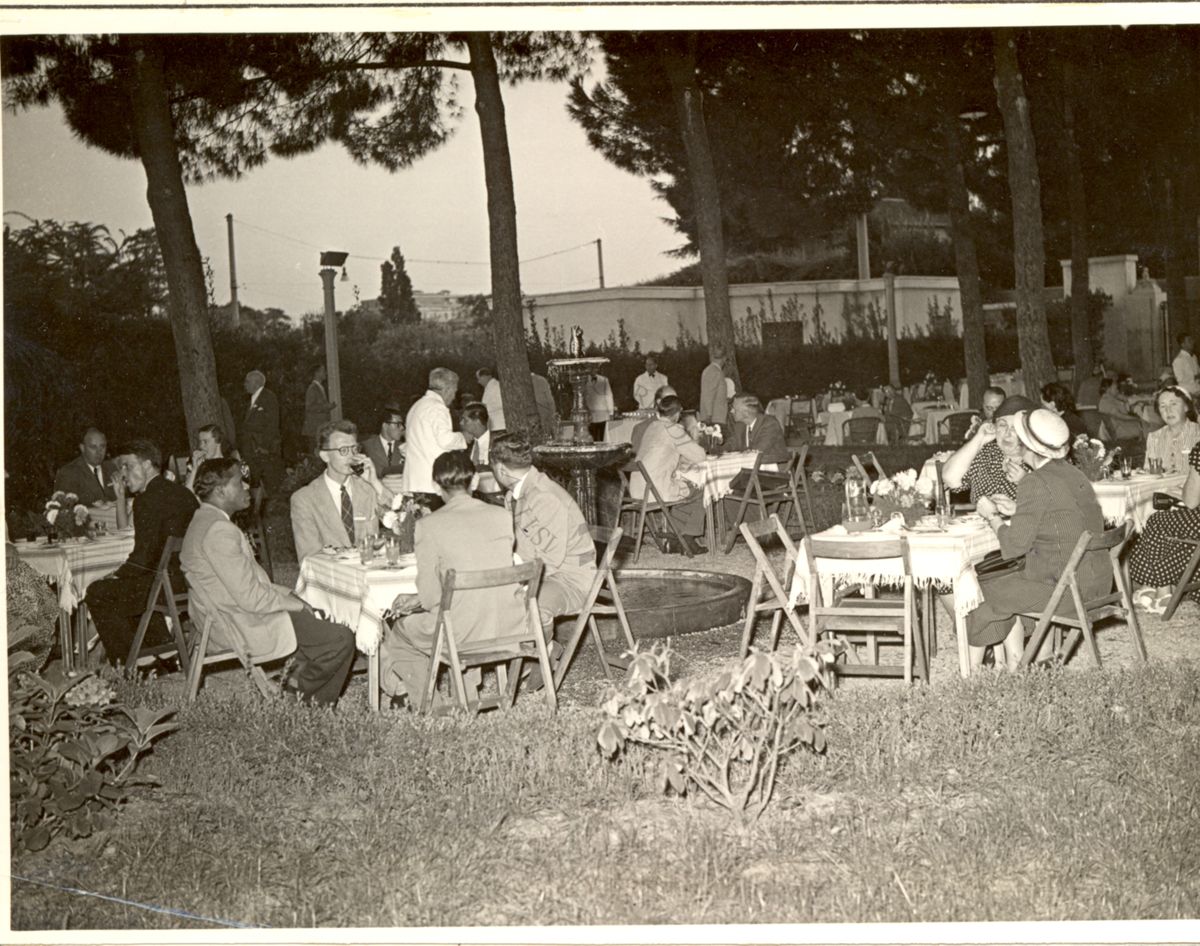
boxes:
[633,371,668,410]
[471,429,491,466]
[585,376,615,422]
[249,385,263,409]
[323,470,351,511]
[402,390,467,494]
[1174,350,1200,394]
[481,378,505,431]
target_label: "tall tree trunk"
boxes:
[993,29,1056,399]
[466,33,540,437]
[661,36,740,388]
[127,37,221,446]
[1061,60,1093,390]
[939,115,989,409]
[1165,174,1190,347]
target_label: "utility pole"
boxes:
[319,251,348,422]
[884,264,900,389]
[226,213,240,328]
[595,238,605,289]
[855,213,871,281]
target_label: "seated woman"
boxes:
[184,424,236,493]
[971,409,1111,671]
[1144,386,1200,475]
[1041,382,1087,439]
[1128,442,1200,613]
[939,395,1036,503]
[378,450,526,709]
[630,394,707,554]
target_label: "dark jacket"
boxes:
[724,414,789,464]
[241,388,282,460]
[113,474,200,581]
[53,455,118,506]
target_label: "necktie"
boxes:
[386,440,395,466]
[746,422,752,449]
[94,465,104,487]
[341,484,355,545]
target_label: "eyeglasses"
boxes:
[322,444,362,457]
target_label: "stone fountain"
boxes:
[537,354,632,524]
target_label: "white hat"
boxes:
[1012,408,1070,460]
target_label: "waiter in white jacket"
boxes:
[402,367,467,498]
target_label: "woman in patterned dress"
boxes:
[941,395,1036,503]
[1143,386,1200,476]
[1128,440,1200,612]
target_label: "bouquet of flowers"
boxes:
[696,422,724,452]
[379,492,432,555]
[869,468,936,525]
[44,491,89,540]
[827,380,848,401]
[1071,434,1112,482]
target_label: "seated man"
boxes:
[360,406,406,479]
[85,439,199,665]
[883,384,915,444]
[378,450,526,707]
[490,433,596,637]
[631,395,708,554]
[964,386,1008,440]
[182,458,355,705]
[720,393,792,528]
[55,427,118,506]
[290,420,393,564]
[849,388,883,422]
[461,402,491,467]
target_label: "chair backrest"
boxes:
[865,451,887,480]
[940,411,979,442]
[1088,520,1131,554]
[439,560,544,613]
[625,457,681,509]
[843,416,882,444]
[789,444,809,482]
[808,534,909,565]
[850,453,872,485]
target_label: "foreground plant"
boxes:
[597,641,841,826]
[9,666,178,854]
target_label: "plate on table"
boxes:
[321,546,361,562]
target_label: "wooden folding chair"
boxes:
[183,581,284,702]
[721,451,803,553]
[804,533,927,684]
[738,515,810,656]
[1161,535,1200,621]
[242,484,274,581]
[125,536,192,676]
[935,459,975,514]
[1016,522,1147,668]
[617,460,695,561]
[938,411,979,444]
[420,560,553,715]
[553,525,636,689]
[850,453,873,485]
[791,443,815,532]
[842,416,883,446]
[864,451,887,480]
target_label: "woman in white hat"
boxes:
[969,409,1112,671]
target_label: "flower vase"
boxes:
[872,498,927,526]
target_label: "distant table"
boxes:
[1093,471,1186,530]
[766,397,814,430]
[605,413,652,445]
[12,529,136,670]
[819,410,887,447]
[918,406,966,445]
[295,551,419,711]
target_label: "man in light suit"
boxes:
[360,406,406,479]
[403,367,468,498]
[699,351,729,428]
[490,433,596,637]
[182,457,355,705]
[54,427,118,506]
[378,450,526,707]
[631,395,707,553]
[290,419,393,564]
[302,364,335,451]
[241,369,284,492]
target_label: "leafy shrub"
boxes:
[9,667,178,854]
[597,642,842,827]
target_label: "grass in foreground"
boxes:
[10,653,1200,929]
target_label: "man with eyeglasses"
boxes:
[290,419,393,564]
[360,405,406,479]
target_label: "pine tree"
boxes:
[379,246,419,323]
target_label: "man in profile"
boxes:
[85,439,198,665]
[54,427,118,506]
[291,419,391,564]
[183,457,355,706]
[460,402,491,467]
[631,395,708,554]
[699,350,729,429]
[403,367,468,499]
[241,369,284,492]
[360,405,406,480]
[476,366,505,434]
[1174,334,1200,399]
[489,433,596,639]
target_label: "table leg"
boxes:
[369,650,380,712]
[954,607,970,678]
[75,604,91,670]
[704,502,716,557]
[58,609,74,674]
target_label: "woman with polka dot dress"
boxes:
[1128,439,1200,613]
[940,395,1037,503]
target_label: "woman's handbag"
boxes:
[1152,491,1184,512]
[974,549,1025,581]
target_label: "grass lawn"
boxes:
[11,517,1200,931]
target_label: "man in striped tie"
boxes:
[360,406,407,480]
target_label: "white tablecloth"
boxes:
[1093,471,1186,530]
[766,397,815,429]
[680,450,767,506]
[87,503,124,530]
[921,407,970,445]
[819,410,887,447]
[294,553,418,655]
[605,414,653,444]
[12,529,136,611]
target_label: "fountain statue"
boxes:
[537,348,633,523]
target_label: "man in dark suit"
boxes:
[84,439,199,665]
[240,369,284,492]
[54,427,118,506]
[360,405,406,479]
[721,393,792,528]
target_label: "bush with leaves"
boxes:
[597,641,842,826]
[9,666,178,854]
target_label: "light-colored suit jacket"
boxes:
[632,418,705,502]
[403,391,467,494]
[290,473,380,564]
[402,493,526,645]
[511,468,596,600]
[181,503,296,661]
[699,362,728,425]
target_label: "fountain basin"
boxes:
[533,440,633,471]
[591,568,751,640]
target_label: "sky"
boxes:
[2,59,684,318]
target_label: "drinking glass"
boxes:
[358,533,375,565]
[1121,456,1132,479]
[385,533,401,566]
